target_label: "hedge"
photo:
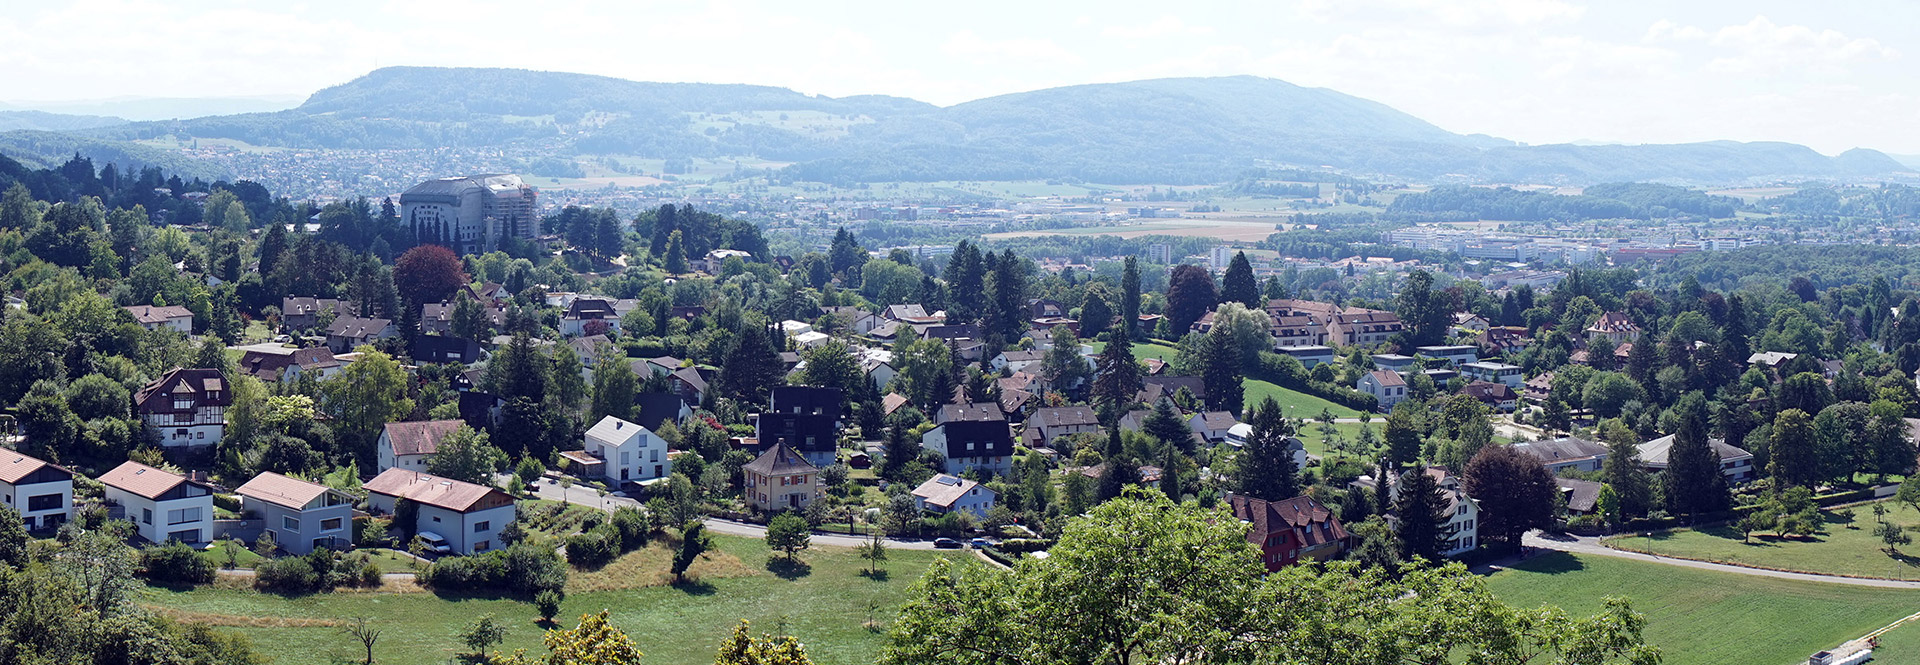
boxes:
[421,543,567,596]
[140,542,215,585]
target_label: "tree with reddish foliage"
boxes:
[394,244,468,306]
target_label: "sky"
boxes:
[1,0,1917,154]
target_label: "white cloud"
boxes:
[942,30,1082,66]
[1100,16,1214,40]
[1299,0,1584,29]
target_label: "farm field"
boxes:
[142,534,963,665]
[1485,552,1920,665]
[984,218,1284,242]
[1605,499,1920,580]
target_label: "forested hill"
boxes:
[68,66,1914,185]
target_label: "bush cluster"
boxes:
[421,542,567,595]
[564,507,650,567]
[140,542,216,585]
[253,549,383,594]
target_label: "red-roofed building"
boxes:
[363,468,517,554]
[1227,493,1351,571]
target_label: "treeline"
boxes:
[1762,185,1920,220]
[1651,245,1920,294]
[1386,183,1738,222]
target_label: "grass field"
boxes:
[1605,499,1920,580]
[1243,379,1364,419]
[1485,552,1920,665]
[143,534,962,665]
[1086,340,1181,364]
[1864,617,1920,664]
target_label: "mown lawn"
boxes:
[1861,616,1920,664]
[142,534,962,665]
[1605,499,1920,580]
[1087,340,1181,365]
[1485,552,1920,664]
[1242,378,1364,419]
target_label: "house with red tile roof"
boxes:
[1227,493,1351,571]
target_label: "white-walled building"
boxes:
[364,469,518,555]
[911,474,997,520]
[135,368,230,448]
[574,416,672,484]
[1357,369,1408,412]
[0,449,73,531]
[377,420,467,472]
[99,461,214,544]
[126,305,194,333]
[400,174,539,255]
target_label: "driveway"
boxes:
[1521,531,1920,590]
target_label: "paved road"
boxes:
[1521,531,1920,590]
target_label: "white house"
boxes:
[363,469,518,555]
[1357,369,1408,412]
[134,368,230,448]
[1360,466,1479,557]
[0,449,73,531]
[235,472,355,554]
[99,461,214,544]
[1413,345,1479,367]
[574,416,672,485]
[1637,434,1757,484]
[1187,411,1240,442]
[911,474,996,520]
[1460,361,1524,388]
[126,305,194,333]
[991,349,1045,374]
[560,298,621,338]
[793,331,832,349]
[376,420,466,472]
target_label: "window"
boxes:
[282,516,300,530]
[143,508,153,524]
[321,518,343,532]
[474,521,491,533]
[167,507,202,525]
[26,494,61,512]
[431,516,441,523]
[474,540,491,552]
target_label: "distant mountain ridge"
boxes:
[48,66,1914,185]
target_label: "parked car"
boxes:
[969,538,990,549]
[933,537,962,549]
[416,531,453,555]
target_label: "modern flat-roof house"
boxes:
[363,469,517,554]
[911,474,996,520]
[1460,361,1524,388]
[756,386,843,468]
[377,419,466,472]
[136,368,230,448]
[0,449,73,531]
[126,305,194,333]
[235,472,355,554]
[99,461,213,544]
[326,316,397,354]
[1371,354,1418,372]
[1637,434,1757,484]
[571,416,671,485]
[1357,369,1408,412]
[742,442,820,512]
[1227,493,1351,571]
[1511,437,1610,474]
[1414,345,1479,366]
[1275,345,1336,369]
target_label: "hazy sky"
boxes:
[3,0,1917,154]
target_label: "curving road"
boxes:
[1521,531,1920,590]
